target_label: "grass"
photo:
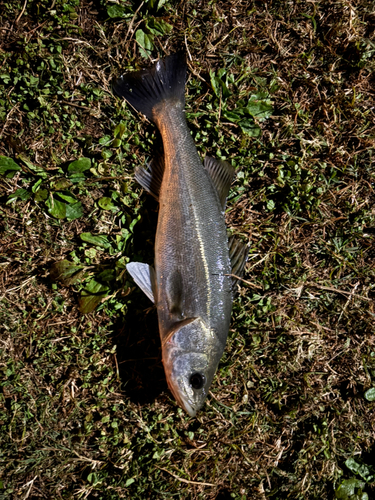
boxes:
[1,0,375,498]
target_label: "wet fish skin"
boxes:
[113,54,245,416]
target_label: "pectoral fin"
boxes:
[134,154,165,201]
[166,269,184,319]
[228,235,248,290]
[126,262,156,303]
[204,156,235,209]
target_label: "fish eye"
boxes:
[189,372,205,390]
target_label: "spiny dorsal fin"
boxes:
[126,262,156,303]
[228,235,248,291]
[204,156,235,210]
[134,154,165,201]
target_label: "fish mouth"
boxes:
[179,395,197,418]
[166,373,197,417]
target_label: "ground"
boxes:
[0,0,374,499]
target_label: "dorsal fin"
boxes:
[134,154,165,201]
[204,156,235,209]
[228,235,248,292]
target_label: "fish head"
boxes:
[162,317,223,417]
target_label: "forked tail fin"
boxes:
[113,53,187,122]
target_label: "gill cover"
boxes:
[162,317,224,417]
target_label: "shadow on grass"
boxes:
[214,489,232,499]
[113,193,169,407]
[115,298,168,406]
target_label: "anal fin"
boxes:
[134,154,165,201]
[204,156,235,210]
[126,262,156,303]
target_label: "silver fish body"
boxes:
[154,101,232,415]
[114,54,247,416]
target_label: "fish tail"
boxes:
[113,53,187,122]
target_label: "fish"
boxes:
[113,53,248,417]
